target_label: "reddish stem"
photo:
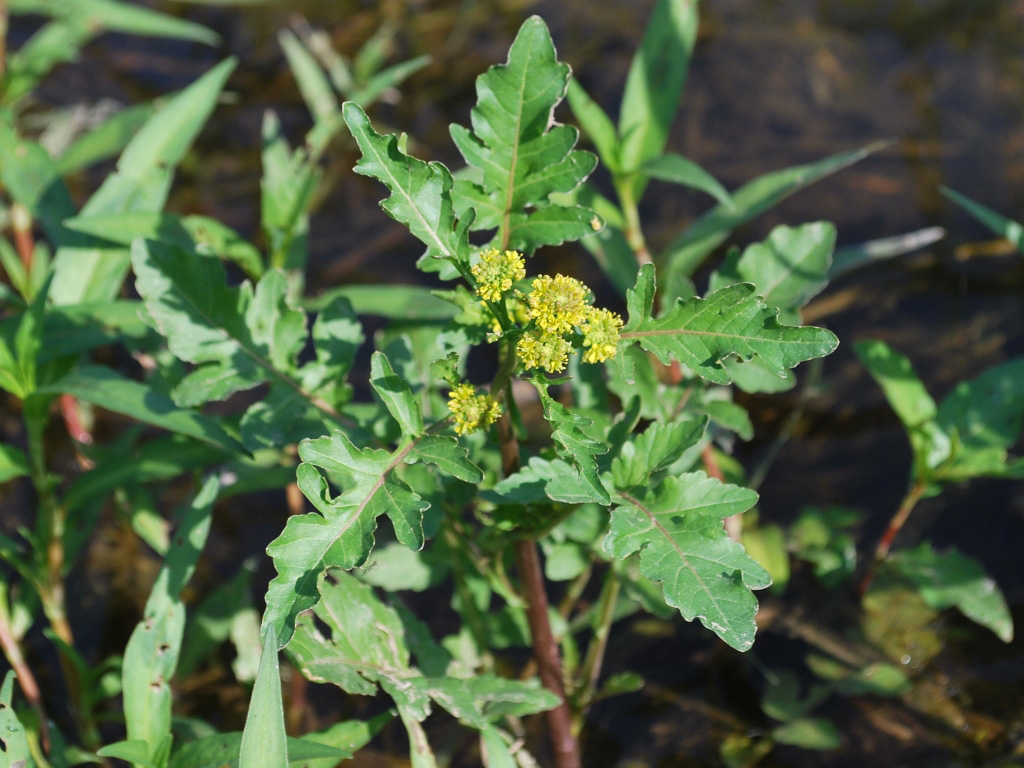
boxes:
[496,409,581,768]
[858,481,926,597]
[0,613,51,753]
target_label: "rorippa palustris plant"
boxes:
[238,15,842,768]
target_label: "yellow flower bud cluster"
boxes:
[447,382,502,436]
[471,249,526,302]
[516,274,622,372]
[465,249,622,373]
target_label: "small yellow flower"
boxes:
[526,274,590,335]
[471,249,526,302]
[447,382,502,436]
[581,307,623,363]
[517,330,573,373]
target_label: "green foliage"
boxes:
[3,2,1016,767]
[450,16,597,251]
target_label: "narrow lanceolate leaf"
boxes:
[51,59,236,305]
[36,366,240,453]
[343,102,461,265]
[132,240,307,407]
[622,264,838,385]
[239,631,288,768]
[123,477,219,764]
[450,16,598,252]
[262,431,431,647]
[618,0,699,180]
[604,474,770,650]
[942,186,1024,255]
[287,573,557,764]
[661,141,888,286]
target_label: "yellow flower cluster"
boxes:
[526,274,590,334]
[581,307,624,364]
[515,273,622,372]
[447,383,502,436]
[471,249,526,302]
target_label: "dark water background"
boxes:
[10,0,1024,765]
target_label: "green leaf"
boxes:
[132,240,308,408]
[409,435,483,484]
[36,0,218,45]
[122,477,219,763]
[662,141,887,284]
[36,366,241,453]
[262,430,438,646]
[618,0,699,180]
[344,102,462,268]
[709,223,836,311]
[489,456,608,506]
[942,186,1024,255]
[97,740,160,768]
[0,671,33,767]
[50,59,236,305]
[297,714,394,768]
[623,264,839,385]
[854,340,935,427]
[371,351,423,436]
[287,573,557,762]
[536,388,610,505]
[279,29,341,145]
[771,718,840,750]
[611,417,707,490]
[261,110,317,272]
[450,16,597,252]
[305,284,456,319]
[893,543,1013,642]
[3,19,91,108]
[64,212,264,280]
[0,126,77,245]
[0,444,29,484]
[604,473,769,650]
[239,632,287,768]
[935,356,1024,478]
[641,153,732,208]
[56,103,155,175]
[169,733,348,768]
[566,79,621,173]
[62,434,224,514]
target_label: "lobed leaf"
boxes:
[623,264,838,385]
[343,102,462,266]
[450,16,598,251]
[287,574,557,763]
[604,474,770,650]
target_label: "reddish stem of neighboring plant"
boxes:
[0,615,51,753]
[496,411,581,768]
[858,480,926,597]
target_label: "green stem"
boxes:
[615,176,652,266]
[442,519,495,671]
[24,399,97,749]
[572,562,621,733]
